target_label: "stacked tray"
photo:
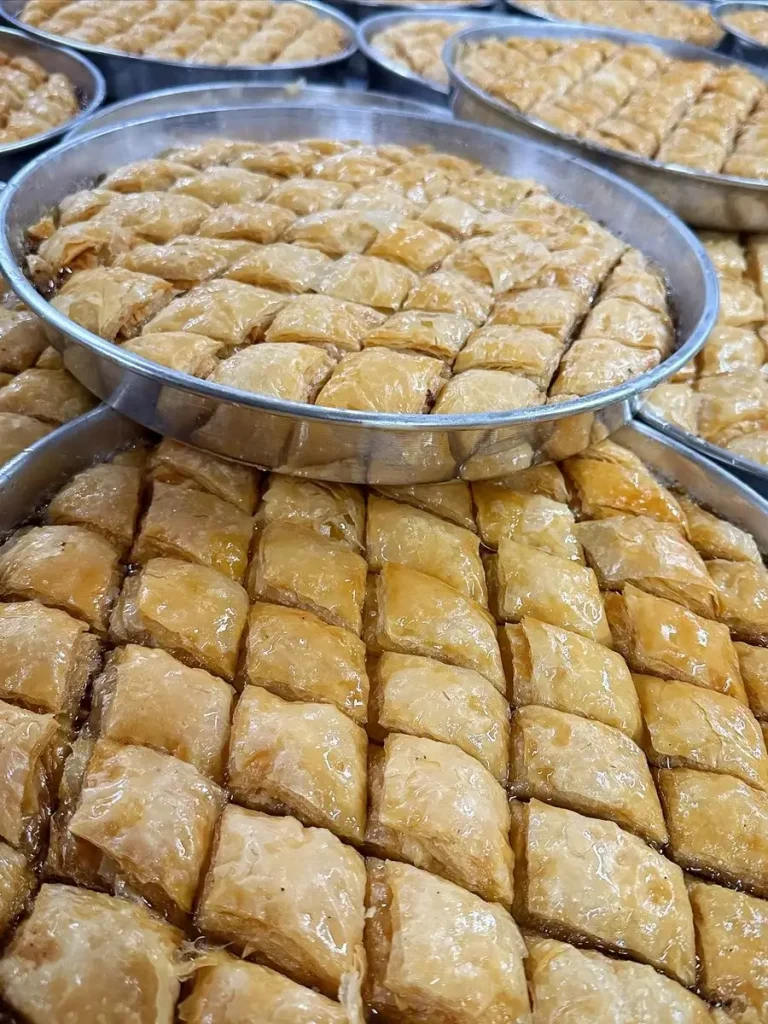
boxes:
[446,21,768,230]
[713,1,768,63]
[0,0,358,100]
[0,105,716,483]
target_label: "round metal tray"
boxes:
[65,82,445,141]
[713,1,768,62]
[358,10,510,101]
[0,105,717,484]
[330,1,499,21]
[0,0,357,101]
[0,26,104,179]
[446,21,768,230]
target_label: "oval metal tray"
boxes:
[65,82,445,141]
[0,105,717,484]
[713,1,768,63]
[0,0,357,101]
[358,9,510,101]
[331,0,499,21]
[0,26,104,179]
[446,20,768,230]
[4,406,767,555]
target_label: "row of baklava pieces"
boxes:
[0,438,767,1017]
[0,53,78,145]
[0,295,96,467]
[370,20,467,86]
[19,1,345,67]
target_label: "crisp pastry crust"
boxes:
[116,237,254,290]
[0,309,49,373]
[575,514,716,617]
[0,700,59,853]
[68,738,225,915]
[373,480,475,531]
[258,475,365,553]
[227,685,367,843]
[121,331,223,377]
[0,600,99,716]
[144,278,286,346]
[0,51,79,146]
[369,652,510,782]
[510,798,696,986]
[248,521,367,635]
[0,841,33,939]
[265,294,386,351]
[453,324,563,388]
[605,585,747,703]
[47,461,143,552]
[501,616,642,741]
[510,705,667,844]
[432,369,543,415]
[0,525,121,634]
[708,559,768,645]
[524,933,713,1024]
[93,644,233,782]
[170,167,274,205]
[199,202,297,245]
[366,495,486,605]
[365,563,505,691]
[635,673,768,791]
[0,884,182,1024]
[697,370,768,447]
[109,557,249,681]
[364,858,530,1024]
[370,18,471,89]
[736,641,768,721]
[644,382,699,434]
[363,310,474,362]
[51,267,174,341]
[680,495,762,564]
[147,437,259,514]
[178,954,350,1024]
[658,767,768,896]
[241,602,368,723]
[365,735,514,906]
[688,879,768,1022]
[488,538,611,646]
[226,242,332,293]
[0,368,95,425]
[316,347,447,414]
[472,483,582,561]
[196,805,366,999]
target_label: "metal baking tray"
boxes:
[0,105,717,484]
[64,81,445,141]
[0,26,104,179]
[358,10,510,101]
[4,406,768,559]
[0,0,357,101]
[446,21,768,230]
[713,1,768,63]
[330,1,500,21]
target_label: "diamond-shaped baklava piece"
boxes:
[198,201,295,244]
[225,242,331,293]
[208,342,335,401]
[316,348,447,414]
[0,368,95,425]
[680,496,762,564]
[362,310,474,362]
[122,331,223,377]
[404,270,493,325]
[472,483,582,561]
[317,254,418,311]
[0,700,60,854]
[0,308,47,374]
[708,559,768,645]
[365,859,530,1023]
[366,734,514,906]
[257,476,365,553]
[170,166,274,205]
[147,437,259,514]
[46,460,143,552]
[374,479,475,531]
[51,267,174,341]
[110,558,249,681]
[196,806,366,999]
[264,294,386,352]
[116,237,254,289]
[736,642,768,721]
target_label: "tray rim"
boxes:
[0,103,718,433]
[712,0,768,53]
[445,19,768,192]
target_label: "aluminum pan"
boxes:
[64,82,443,142]
[331,1,498,21]
[358,10,510,99]
[4,406,768,556]
[0,27,104,179]
[0,0,357,100]
[446,21,768,230]
[713,1,768,63]
[0,105,718,483]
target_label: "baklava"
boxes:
[0,49,79,146]
[512,0,722,46]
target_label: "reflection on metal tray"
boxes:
[713,1,768,63]
[0,27,104,179]
[4,406,768,558]
[0,0,357,100]
[639,403,768,499]
[357,10,510,101]
[0,105,717,484]
[65,82,445,141]
[446,21,768,230]
[329,0,499,21]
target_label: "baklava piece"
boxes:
[0,525,121,634]
[282,210,379,258]
[365,563,505,691]
[373,479,475,532]
[0,700,60,855]
[0,368,95,425]
[636,674,768,791]
[51,267,174,341]
[510,799,695,987]
[207,342,335,402]
[403,270,493,325]
[227,685,367,843]
[365,859,530,1024]
[488,539,611,646]
[257,475,365,552]
[368,219,457,274]
[116,236,254,290]
[681,496,762,564]
[0,842,33,939]
[122,331,222,377]
[657,767,768,896]
[248,522,366,636]
[688,879,768,1022]
[472,482,582,561]
[197,201,296,245]
[92,645,233,782]
[369,652,510,782]
[0,412,50,464]
[46,460,143,552]
[264,294,386,352]
[196,806,366,999]
[132,481,253,582]
[316,348,447,414]
[170,166,274,206]
[644,381,699,434]
[549,337,659,396]
[110,557,249,681]
[365,734,514,906]
[606,584,746,703]
[30,221,135,282]
[488,287,584,343]
[453,324,562,388]
[67,739,225,917]
[147,436,259,514]
[101,158,196,194]
[0,308,47,373]
[511,705,666,844]
[431,369,542,416]
[501,616,642,741]
[0,884,182,1024]
[268,178,353,216]
[317,254,418,311]
[736,641,768,721]
[226,243,332,295]
[0,600,99,717]
[362,310,474,362]
[708,559,768,645]
[241,602,368,723]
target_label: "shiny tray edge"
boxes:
[713,1,768,57]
